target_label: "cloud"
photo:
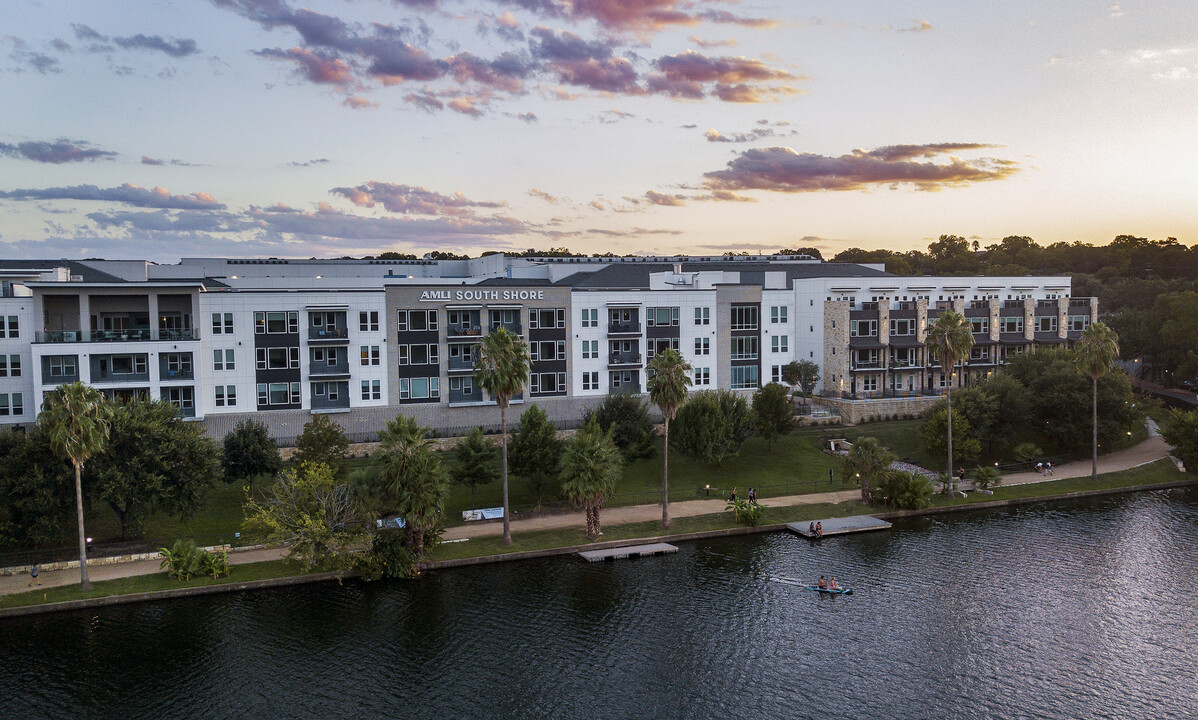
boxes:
[246,203,525,240]
[1152,66,1192,80]
[704,126,791,143]
[583,226,684,237]
[404,89,444,112]
[647,51,799,100]
[528,188,563,204]
[71,24,106,43]
[0,183,225,209]
[330,181,505,216]
[703,144,1019,194]
[644,190,686,206]
[3,36,62,73]
[255,47,354,85]
[289,158,330,167]
[689,36,737,49]
[141,156,198,166]
[0,140,117,164]
[690,189,755,202]
[1109,5,1127,18]
[900,20,933,32]
[697,10,780,29]
[597,108,635,123]
[343,95,379,109]
[113,34,200,58]
[516,111,538,123]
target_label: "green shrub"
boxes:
[355,531,420,581]
[1013,442,1043,465]
[872,472,934,509]
[158,540,229,580]
[972,466,1002,490]
[725,498,766,526]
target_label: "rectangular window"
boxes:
[397,310,437,332]
[731,336,758,360]
[694,367,710,386]
[531,372,566,394]
[264,347,289,369]
[771,335,789,353]
[582,340,598,359]
[399,377,440,400]
[772,365,782,383]
[0,355,18,377]
[360,379,381,401]
[581,308,598,328]
[215,385,237,407]
[889,318,914,336]
[1068,315,1090,332]
[850,319,878,337]
[647,307,679,327]
[211,313,233,335]
[694,307,710,325]
[268,382,290,405]
[360,345,380,365]
[529,308,564,329]
[970,317,989,334]
[165,353,192,373]
[582,371,599,391]
[731,365,758,389]
[0,315,19,339]
[163,386,194,411]
[770,306,788,324]
[213,349,235,371]
[862,375,879,392]
[730,306,758,331]
[1000,317,1024,334]
[1037,316,1057,333]
[257,383,267,407]
[694,337,710,356]
[255,311,298,334]
[359,311,379,332]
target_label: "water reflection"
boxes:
[2,488,1195,720]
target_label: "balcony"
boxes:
[447,323,483,338]
[447,353,476,372]
[1003,300,1026,309]
[34,329,199,343]
[889,359,921,369]
[850,362,882,371]
[311,384,351,411]
[608,322,641,335]
[309,358,350,377]
[489,320,522,335]
[160,367,194,381]
[308,327,349,343]
[1069,298,1094,309]
[608,352,643,368]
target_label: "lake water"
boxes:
[2,488,1196,720]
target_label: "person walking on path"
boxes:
[730,487,737,502]
[28,564,39,587]
[1046,461,1054,476]
[1036,462,1044,475]
[748,488,757,506]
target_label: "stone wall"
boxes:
[813,394,940,425]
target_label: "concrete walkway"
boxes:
[2,428,1174,597]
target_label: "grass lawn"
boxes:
[0,559,296,609]
[87,476,268,548]
[835,419,939,467]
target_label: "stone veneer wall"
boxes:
[814,395,941,425]
[822,300,850,395]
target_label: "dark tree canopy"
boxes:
[673,389,754,467]
[294,414,350,480]
[223,419,282,482]
[452,426,501,503]
[752,383,795,450]
[509,405,564,503]
[584,393,656,461]
[0,431,76,548]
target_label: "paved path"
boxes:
[3,428,1174,597]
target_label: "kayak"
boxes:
[805,586,853,595]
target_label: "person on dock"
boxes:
[818,576,827,589]
[808,521,816,535]
[815,521,823,537]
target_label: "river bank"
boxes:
[2,458,1191,617]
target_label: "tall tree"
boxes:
[927,310,975,489]
[751,382,795,450]
[473,326,530,546]
[646,348,691,530]
[559,419,623,541]
[366,415,448,558]
[452,426,500,504]
[584,392,656,460]
[293,414,350,480]
[1160,408,1198,472]
[38,382,112,589]
[782,360,820,397]
[508,405,564,504]
[243,462,364,571]
[91,399,222,539]
[1074,322,1121,481]
[673,389,754,467]
[223,419,282,483]
[842,436,896,503]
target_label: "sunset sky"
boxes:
[2,0,1195,262]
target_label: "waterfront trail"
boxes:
[0,427,1172,597]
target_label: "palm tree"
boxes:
[1074,322,1120,481]
[373,415,447,558]
[842,436,896,503]
[473,326,530,546]
[38,382,112,589]
[927,310,975,489]
[559,419,623,541]
[646,348,692,530]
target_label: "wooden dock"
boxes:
[578,543,678,563]
[787,515,892,538]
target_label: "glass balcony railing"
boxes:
[308,327,349,341]
[35,329,198,343]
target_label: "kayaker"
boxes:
[818,576,827,589]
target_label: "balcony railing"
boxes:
[609,352,642,367]
[160,368,194,381]
[850,361,882,370]
[447,324,482,337]
[447,354,476,372]
[608,322,641,335]
[35,329,199,343]
[490,321,522,335]
[308,327,349,341]
[309,359,350,376]
[1003,300,1026,309]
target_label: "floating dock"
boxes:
[787,515,892,538]
[578,543,678,562]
